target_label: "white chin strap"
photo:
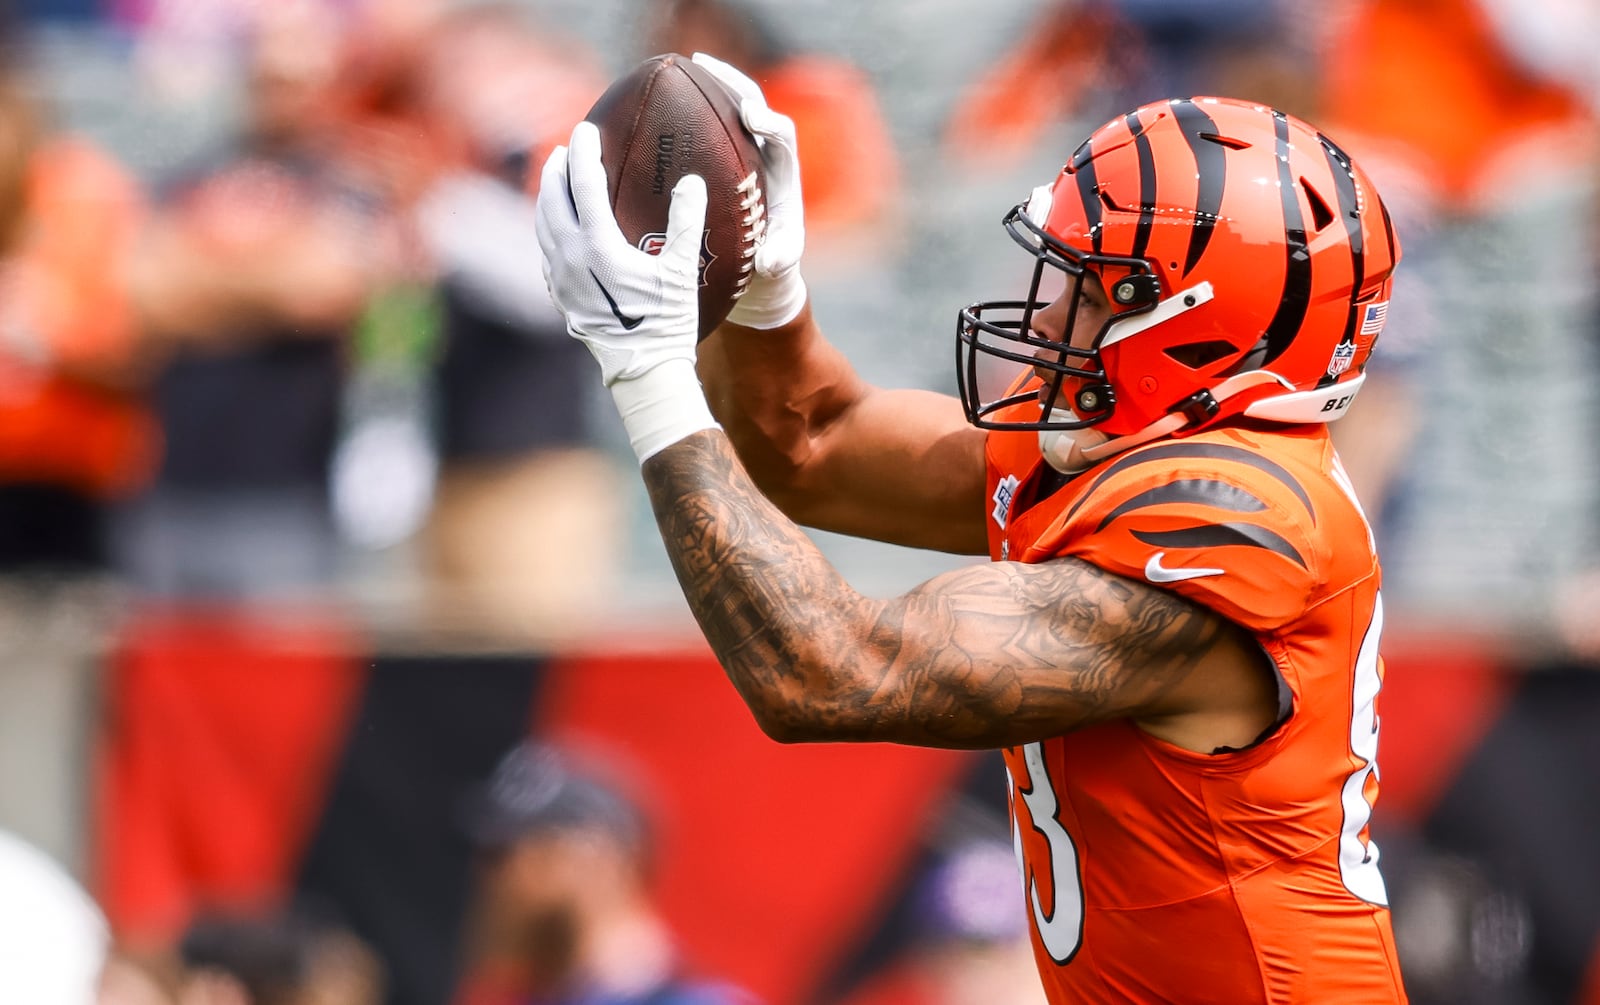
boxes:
[1040,413,1187,474]
[1040,371,1296,474]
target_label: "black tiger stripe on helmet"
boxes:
[1168,98,1225,279]
[1123,109,1158,262]
[1315,132,1368,389]
[1262,109,1312,367]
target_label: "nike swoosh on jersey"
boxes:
[1144,551,1225,583]
[589,268,644,330]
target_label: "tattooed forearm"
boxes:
[645,432,881,740]
[644,432,1232,749]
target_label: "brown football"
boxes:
[583,52,765,339]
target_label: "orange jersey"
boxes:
[984,420,1406,1003]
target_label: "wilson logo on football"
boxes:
[637,232,715,287]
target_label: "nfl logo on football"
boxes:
[1326,342,1356,377]
[637,232,715,285]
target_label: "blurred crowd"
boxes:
[0,0,912,643]
[10,737,1048,1005]
[2,0,1594,630]
[1,0,1598,1002]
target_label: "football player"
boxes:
[535,53,1406,1003]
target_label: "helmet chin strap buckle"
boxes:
[1172,389,1221,425]
[1168,372,1287,428]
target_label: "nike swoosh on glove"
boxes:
[535,121,720,463]
[535,120,707,386]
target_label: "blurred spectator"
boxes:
[0,16,158,902]
[454,741,758,1005]
[840,838,1046,1005]
[1555,568,1600,663]
[407,2,628,642]
[903,841,1047,1005]
[848,839,1047,1005]
[99,957,177,1005]
[113,0,413,601]
[173,906,385,1005]
[645,0,900,266]
[944,0,1325,169]
[1319,0,1600,623]
[0,51,157,572]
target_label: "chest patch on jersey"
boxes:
[993,474,1020,530]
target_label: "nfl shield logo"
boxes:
[637,232,715,287]
[1327,342,1356,377]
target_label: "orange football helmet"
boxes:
[958,96,1400,451]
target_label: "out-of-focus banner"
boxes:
[93,612,1600,1005]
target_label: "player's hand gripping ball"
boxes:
[582,52,767,339]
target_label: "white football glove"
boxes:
[535,121,720,463]
[691,52,808,330]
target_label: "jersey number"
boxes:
[1011,595,1387,960]
[1339,593,1389,905]
[1011,741,1084,962]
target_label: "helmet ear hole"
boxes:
[1164,340,1237,370]
[1301,179,1335,232]
[1198,131,1251,151]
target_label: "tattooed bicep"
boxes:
[877,556,1233,744]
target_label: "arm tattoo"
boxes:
[645,432,1231,748]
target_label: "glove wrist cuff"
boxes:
[609,357,721,464]
[724,273,807,330]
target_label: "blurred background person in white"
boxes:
[0,827,108,1004]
